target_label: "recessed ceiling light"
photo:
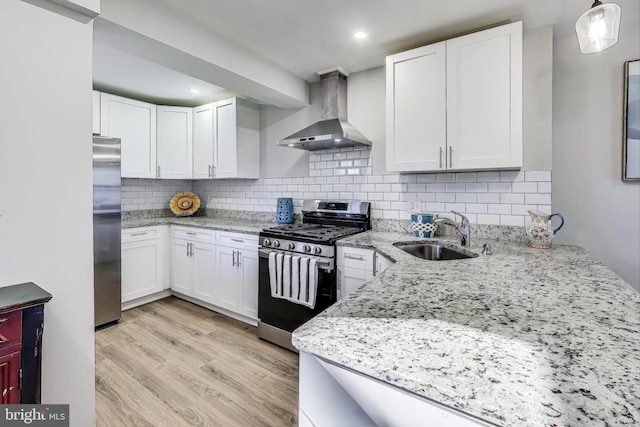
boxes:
[189,88,200,94]
[354,31,368,40]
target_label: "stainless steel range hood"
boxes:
[278,69,371,151]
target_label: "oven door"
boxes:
[258,249,337,334]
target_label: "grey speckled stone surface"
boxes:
[122,215,275,234]
[293,231,640,427]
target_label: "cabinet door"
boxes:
[216,246,239,312]
[237,249,258,319]
[121,239,163,302]
[192,241,217,304]
[100,93,157,178]
[92,90,101,135]
[446,22,522,170]
[214,98,237,178]
[193,103,215,179]
[157,106,193,179]
[0,351,21,404]
[337,267,372,300]
[171,238,192,296]
[386,42,446,172]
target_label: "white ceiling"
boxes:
[93,0,639,105]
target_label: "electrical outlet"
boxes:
[408,200,422,212]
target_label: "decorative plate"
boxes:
[169,192,201,216]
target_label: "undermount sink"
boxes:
[394,242,476,261]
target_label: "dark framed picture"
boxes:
[623,59,639,181]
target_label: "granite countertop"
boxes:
[292,231,640,426]
[122,216,275,235]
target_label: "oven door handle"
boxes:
[258,248,333,271]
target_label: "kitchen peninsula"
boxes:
[293,232,640,426]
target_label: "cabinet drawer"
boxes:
[216,231,258,250]
[172,226,216,243]
[0,311,22,351]
[122,226,163,243]
[337,246,374,271]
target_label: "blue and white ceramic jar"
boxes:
[276,197,294,224]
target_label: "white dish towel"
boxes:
[268,252,318,309]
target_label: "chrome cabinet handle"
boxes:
[212,165,216,177]
[449,146,453,168]
[157,165,161,178]
[237,251,242,266]
[130,232,148,236]
[345,254,365,261]
[337,267,342,299]
[231,238,244,243]
[186,242,190,257]
[439,147,443,169]
[208,164,212,178]
[186,232,196,236]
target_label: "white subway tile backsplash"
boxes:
[501,215,524,226]
[525,170,551,181]
[128,147,551,228]
[512,182,538,193]
[489,204,511,215]
[456,193,477,203]
[488,182,511,193]
[416,174,436,183]
[477,193,499,203]
[446,183,466,192]
[436,173,456,183]
[455,172,477,182]
[525,193,551,205]
[500,193,525,204]
[500,171,525,182]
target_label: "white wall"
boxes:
[552,12,640,290]
[0,1,96,425]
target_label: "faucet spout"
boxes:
[434,211,471,247]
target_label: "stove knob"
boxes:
[272,240,280,248]
[288,242,295,250]
[263,239,271,247]
[303,244,311,253]
[313,246,322,255]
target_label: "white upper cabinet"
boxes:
[157,106,193,179]
[193,98,260,179]
[386,42,446,172]
[92,90,101,135]
[193,103,215,179]
[446,22,523,170]
[215,98,260,179]
[100,93,157,178]
[386,21,522,172]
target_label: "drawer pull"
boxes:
[230,238,244,243]
[130,232,148,236]
[186,232,196,236]
[345,254,365,261]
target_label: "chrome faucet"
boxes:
[434,211,471,247]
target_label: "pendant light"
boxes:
[575,1,621,54]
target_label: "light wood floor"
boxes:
[95,297,299,426]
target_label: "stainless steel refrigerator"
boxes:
[93,136,121,327]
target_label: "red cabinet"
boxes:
[0,282,52,404]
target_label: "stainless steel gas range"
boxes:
[257,200,370,352]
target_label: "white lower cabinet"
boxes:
[337,246,394,300]
[170,227,217,301]
[168,227,258,323]
[337,246,374,300]
[215,231,259,320]
[299,352,488,427]
[121,226,169,306]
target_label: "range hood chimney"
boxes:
[278,68,372,151]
